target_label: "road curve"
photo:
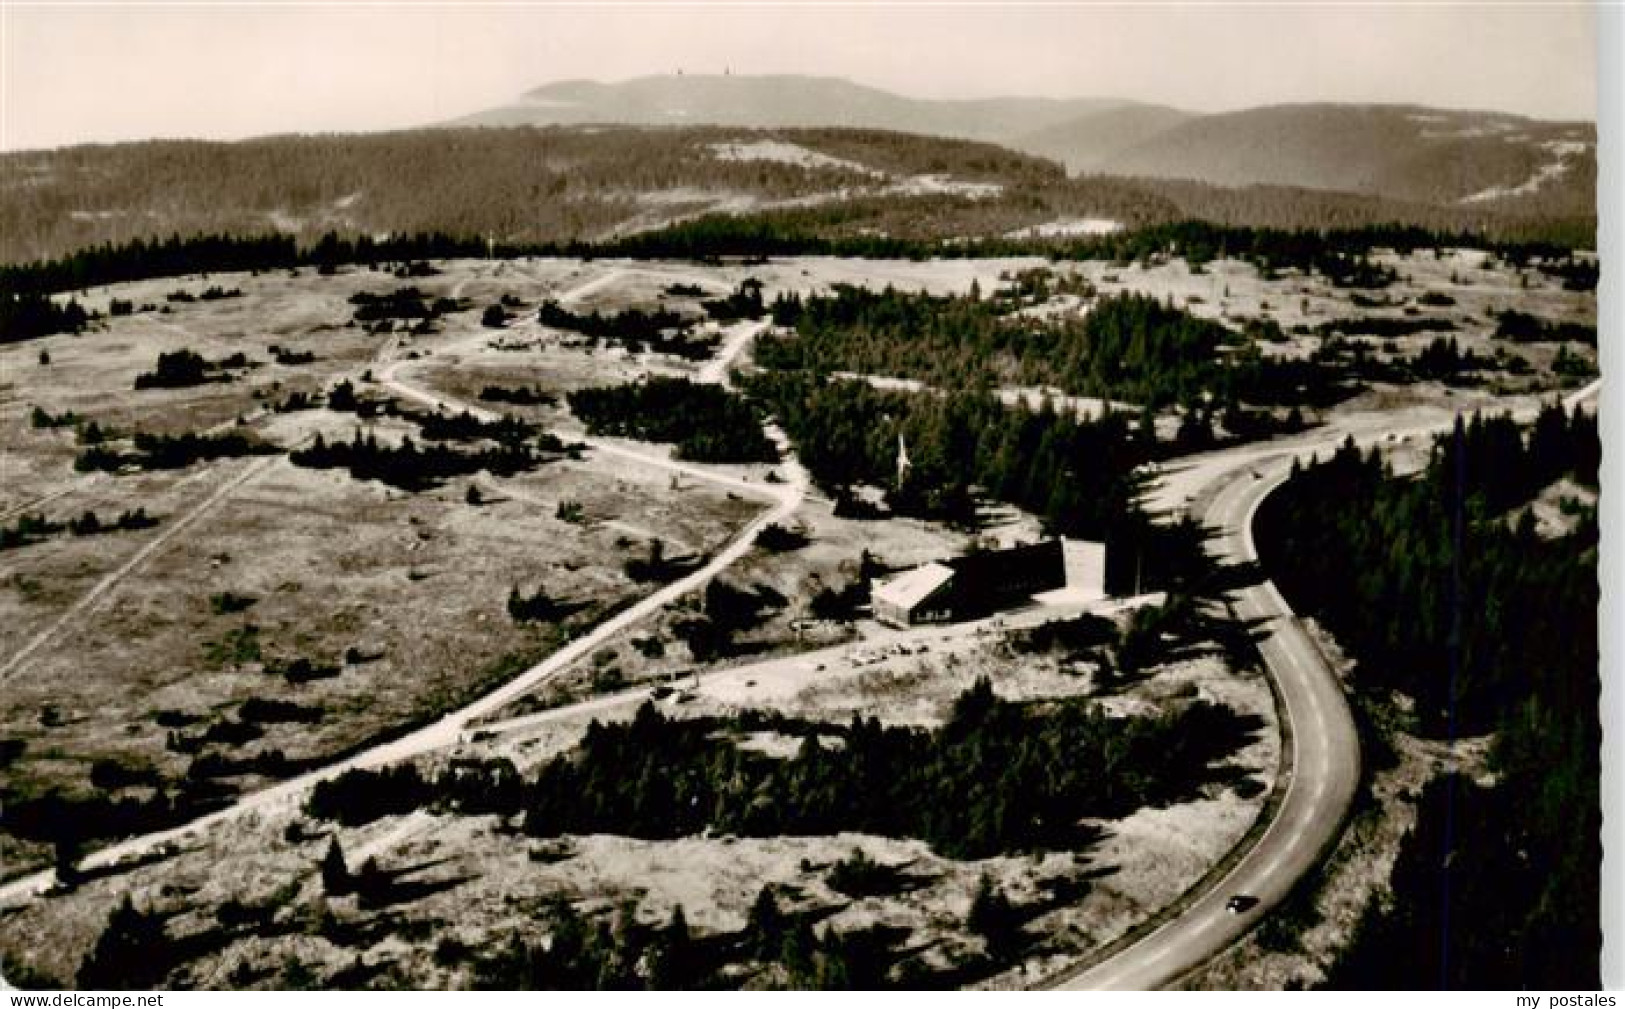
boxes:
[1050,377,1601,989]
[1053,457,1358,990]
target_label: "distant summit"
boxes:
[450,73,1135,143]
[449,75,1595,214]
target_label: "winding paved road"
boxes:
[3,252,1598,997]
[1052,456,1356,990]
[1049,377,1601,989]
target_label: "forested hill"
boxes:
[1,124,1592,265]
[0,126,1138,263]
[455,76,1595,220]
[1094,104,1595,217]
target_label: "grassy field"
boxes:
[0,597,1277,989]
[0,248,1594,989]
[0,258,764,878]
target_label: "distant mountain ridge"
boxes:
[0,77,1594,265]
[1095,103,1596,215]
[451,75,1596,215]
[452,73,1131,142]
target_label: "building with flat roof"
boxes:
[870,538,1102,627]
[871,561,956,628]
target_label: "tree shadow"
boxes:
[826,855,940,900]
[355,860,477,910]
[359,872,477,909]
[75,844,181,884]
[324,956,392,988]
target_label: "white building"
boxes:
[870,562,956,628]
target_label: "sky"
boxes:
[0,1,1599,153]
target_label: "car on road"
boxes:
[1225,894,1260,914]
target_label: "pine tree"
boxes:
[52,836,80,888]
[746,885,784,960]
[967,874,1021,959]
[320,837,350,895]
[649,904,694,988]
[79,896,167,988]
[355,856,386,908]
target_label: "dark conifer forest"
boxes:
[3,126,1591,266]
[760,285,1352,412]
[1256,403,1600,988]
[567,378,778,463]
[2,213,1594,344]
[307,681,1261,860]
[289,429,565,491]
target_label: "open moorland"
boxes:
[0,233,1599,989]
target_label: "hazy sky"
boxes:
[0,2,1598,152]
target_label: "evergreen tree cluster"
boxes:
[0,213,1592,346]
[5,234,301,294]
[478,384,556,407]
[1493,309,1596,345]
[1039,221,1581,276]
[2,779,235,853]
[764,287,1237,410]
[1258,403,1597,734]
[744,368,1221,595]
[289,430,559,492]
[506,585,587,624]
[410,409,540,445]
[1405,335,1492,384]
[307,764,433,827]
[567,377,778,463]
[29,405,80,429]
[537,300,718,360]
[272,346,317,366]
[610,216,1588,272]
[165,285,241,303]
[472,899,710,990]
[1,288,89,343]
[761,285,1365,425]
[303,683,1258,860]
[1255,403,1600,987]
[0,507,157,550]
[78,897,172,989]
[1,232,483,298]
[133,348,246,389]
[701,279,766,322]
[1532,256,1598,291]
[74,430,276,473]
[824,847,907,899]
[1314,315,1455,339]
[348,286,467,324]
[742,370,1144,535]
